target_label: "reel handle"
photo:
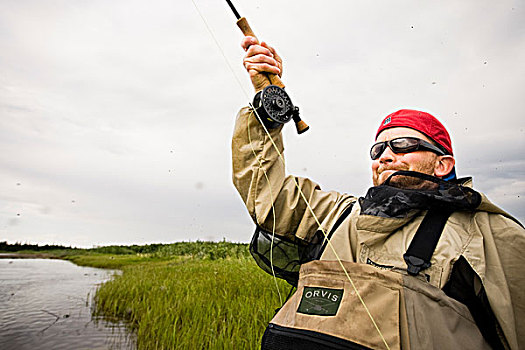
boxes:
[236,17,284,89]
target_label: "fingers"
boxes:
[240,37,283,90]
[261,42,282,65]
[261,41,282,77]
[243,53,281,75]
[244,58,281,76]
[241,37,277,61]
[245,44,274,60]
[243,42,280,75]
[241,36,258,51]
[247,64,280,77]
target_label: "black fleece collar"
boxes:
[359,171,482,218]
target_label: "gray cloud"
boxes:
[1,0,523,247]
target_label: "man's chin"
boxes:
[374,170,439,190]
[374,169,412,186]
[377,170,396,185]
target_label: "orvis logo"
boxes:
[383,116,392,125]
[297,287,344,316]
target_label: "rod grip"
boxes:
[236,17,256,38]
[236,17,285,89]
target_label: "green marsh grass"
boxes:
[94,257,289,349]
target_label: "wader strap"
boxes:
[403,209,453,276]
[316,204,354,259]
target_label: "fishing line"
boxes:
[189,0,250,98]
[189,1,389,348]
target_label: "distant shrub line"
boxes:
[0,240,251,260]
[0,241,82,252]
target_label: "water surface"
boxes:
[0,258,135,350]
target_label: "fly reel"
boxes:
[253,85,309,134]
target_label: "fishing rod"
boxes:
[225,0,309,134]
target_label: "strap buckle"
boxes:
[403,254,431,276]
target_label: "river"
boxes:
[0,258,135,350]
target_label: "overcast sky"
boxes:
[1,0,523,247]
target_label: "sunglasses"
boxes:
[370,137,446,160]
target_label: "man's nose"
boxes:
[379,145,396,164]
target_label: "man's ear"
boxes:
[434,155,455,177]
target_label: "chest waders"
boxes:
[260,209,494,350]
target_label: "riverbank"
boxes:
[1,242,289,349]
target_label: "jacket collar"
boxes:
[359,171,482,219]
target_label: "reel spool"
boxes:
[253,85,309,134]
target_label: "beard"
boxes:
[386,172,440,190]
[373,156,438,188]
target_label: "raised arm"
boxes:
[232,39,354,242]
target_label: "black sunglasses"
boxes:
[370,137,446,160]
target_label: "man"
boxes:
[232,36,525,349]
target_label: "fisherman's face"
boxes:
[371,127,440,187]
